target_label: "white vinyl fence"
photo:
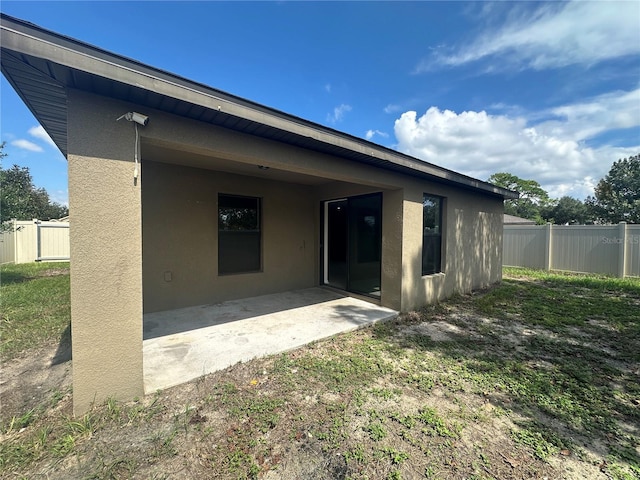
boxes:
[503,222,640,278]
[0,219,70,264]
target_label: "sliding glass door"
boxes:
[324,193,381,297]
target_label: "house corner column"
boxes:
[67,90,144,415]
[381,189,403,311]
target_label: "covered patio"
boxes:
[143,287,397,392]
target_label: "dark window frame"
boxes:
[218,194,262,275]
[422,194,443,276]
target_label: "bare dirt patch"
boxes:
[0,340,72,424]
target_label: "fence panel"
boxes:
[0,219,69,264]
[551,225,619,276]
[502,225,547,270]
[38,222,71,261]
[626,225,640,277]
[504,223,639,278]
[15,221,38,263]
[0,228,16,264]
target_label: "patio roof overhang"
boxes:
[1,13,518,200]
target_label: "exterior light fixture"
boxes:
[117,111,148,126]
[117,112,149,180]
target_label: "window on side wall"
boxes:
[422,194,443,275]
[218,194,261,275]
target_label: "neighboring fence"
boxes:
[503,222,640,278]
[0,219,70,264]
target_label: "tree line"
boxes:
[489,154,639,225]
[0,142,68,223]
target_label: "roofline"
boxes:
[0,13,518,200]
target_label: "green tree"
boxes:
[586,154,640,224]
[488,172,553,224]
[544,196,591,225]
[1,144,68,223]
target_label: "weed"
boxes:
[365,422,387,441]
[376,446,409,465]
[151,429,178,458]
[5,408,37,433]
[387,470,402,480]
[344,444,366,464]
[225,449,260,479]
[368,387,401,400]
[389,411,416,429]
[52,434,76,457]
[418,408,459,438]
[511,425,564,460]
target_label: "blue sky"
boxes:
[1,1,639,206]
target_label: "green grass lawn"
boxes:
[0,262,70,359]
[1,266,639,480]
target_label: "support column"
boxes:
[67,90,144,415]
[381,189,403,311]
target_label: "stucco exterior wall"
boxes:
[143,165,408,312]
[67,90,144,415]
[400,181,504,310]
[142,161,317,313]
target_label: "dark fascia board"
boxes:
[0,13,518,200]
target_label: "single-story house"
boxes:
[504,214,536,225]
[1,14,517,414]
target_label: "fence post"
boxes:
[618,222,627,278]
[35,219,42,262]
[12,219,18,264]
[544,223,553,271]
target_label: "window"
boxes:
[218,194,261,275]
[422,194,443,275]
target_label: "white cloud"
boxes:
[49,189,69,207]
[327,104,352,124]
[28,125,56,148]
[538,89,640,141]
[11,139,43,152]
[8,125,57,154]
[384,104,402,114]
[365,129,389,141]
[393,102,640,200]
[420,1,640,71]
[324,83,332,93]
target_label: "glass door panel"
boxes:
[323,194,382,298]
[326,200,348,290]
[348,194,381,297]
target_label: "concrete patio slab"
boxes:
[143,288,397,392]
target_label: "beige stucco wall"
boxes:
[66,89,504,413]
[400,181,504,310]
[67,90,144,415]
[142,164,408,312]
[142,161,318,312]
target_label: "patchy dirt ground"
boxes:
[1,275,639,479]
[0,339,72,424]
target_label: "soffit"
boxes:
[143,144,331,186]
